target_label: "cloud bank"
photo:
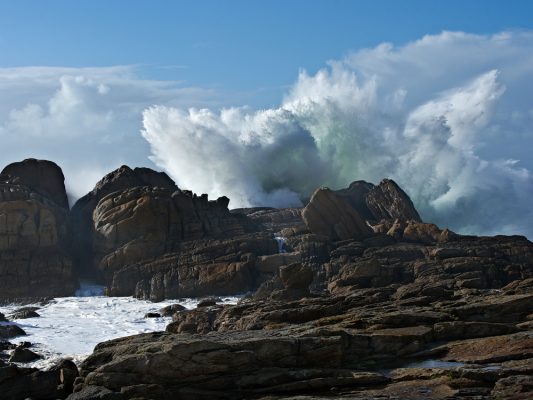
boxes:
[0,66,215,201]
[142,31,533,237]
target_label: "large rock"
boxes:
[301,179,422,242]
[110,234,277,300]
[365,179,422,222]
[92,186,254,274]
[0,360,78,400]
[69,165,280,298]
[302,187,372,241]
[0,161,76,299]
[71,331,389,399]
[90,186,271,298]
[72,230,533,399]
[70,165,178,278]
[1,158,69,209]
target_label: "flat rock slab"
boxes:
[444,332,533,363]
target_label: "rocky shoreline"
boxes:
[0,158,531,399]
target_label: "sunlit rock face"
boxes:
[71,165,278,300]
[0,159,76,299]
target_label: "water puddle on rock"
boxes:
[404,359,466,369]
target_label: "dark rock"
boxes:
[232,207,305,234]
[279,263,313,291]
[110,234,277,300]
[0,325,26,339]
[70,165,179,278]
[197,297,220,308]
[9,308,40,319]
[433,321,518,341]
[302,187,372,241]
[72,331,390,399]
[365,178,422,222]
[70,165,272,298]
[9,347,41,362]
[51,359,79,395]
[1,158,69,209]
[159,304,187,317]
[0,341,14,351]
[67,385,124,400]
[143,312,161,318]
[0,363,62,399]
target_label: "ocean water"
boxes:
[0,283,240,369]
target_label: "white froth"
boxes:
[0,284,240,369]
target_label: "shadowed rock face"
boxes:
[302,187,373,241]
[365,179,422,222]
[1,158,69,210]
[302,178,422,242]
[0,160,76,299]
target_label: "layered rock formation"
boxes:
[0,162,532,399]
[71,165,278,299]
[0,159,76,299]
[302,178,422,241]
[70,165,179,278]
[70,233,533,399]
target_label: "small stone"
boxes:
[0,325,26,339]
[9,347,41,362]
[159,304,186,317]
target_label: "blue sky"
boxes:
[0,1,533,237]
[1,0,532,107]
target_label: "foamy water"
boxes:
[0,283,239,369]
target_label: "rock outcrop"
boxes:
[365,178,421,222]
[1,159,69,209]
[302,178,422,242]
[70,165,178,278]
[302,187,373,241]
[0,159,76,299]
[71,229,533,399]
[0,359,78,400]
[71,165,279,298]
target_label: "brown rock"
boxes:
[0,161,76,299]
[302,187,372,241]
[492,375,533,399]
[72,331,389,399]
[69,165,276,298]
[433,321,518,341]
[279,263,313,291]
[444,332,533,363]
[70,165,179,278]
[365,179,422,222]
[1,158,69,209]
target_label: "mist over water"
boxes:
[142,31,533,238]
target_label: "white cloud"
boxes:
[142,31,533,238]
[0,66,215,200]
